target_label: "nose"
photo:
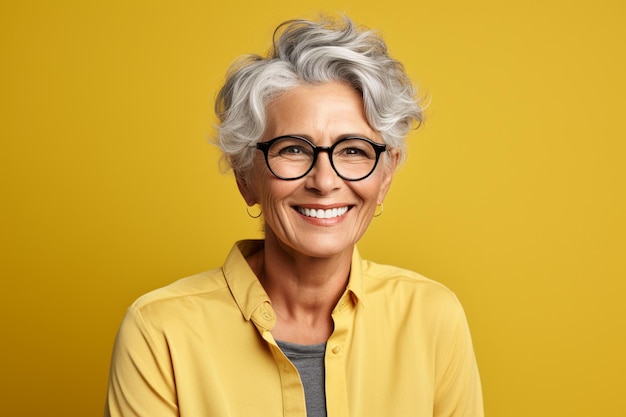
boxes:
[304,150,342,193]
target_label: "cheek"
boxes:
[257,178,298,208]
[350,180,385,207]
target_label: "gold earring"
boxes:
[373,203,384,217]
[246,204,262,219]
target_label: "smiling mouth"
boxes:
[297,206,350,219]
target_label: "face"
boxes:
[238,81,399,259]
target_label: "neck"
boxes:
[248,232,353,344]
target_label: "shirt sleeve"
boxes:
[433,297,484,417]
[104,305,178,417]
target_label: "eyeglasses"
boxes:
[256,135,387,181]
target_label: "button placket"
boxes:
[326,295,352,417]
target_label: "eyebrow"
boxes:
[276,133,375,143]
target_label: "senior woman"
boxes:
[105,16,483,417]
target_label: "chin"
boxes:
[287,234,357,259]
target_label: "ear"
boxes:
[235,171,258,206]
[377,148,400,205]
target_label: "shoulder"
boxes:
[361,258,455,294]
[116,267,239,339]
[360,259,464,314]
[129,267,230,314]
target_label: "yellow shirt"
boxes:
[105,240,483,417]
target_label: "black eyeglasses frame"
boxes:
[255,135,387,181]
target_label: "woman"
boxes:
[105,16,483,417]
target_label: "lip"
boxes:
[294,204,353,220]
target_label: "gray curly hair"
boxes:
[214,15,422,180]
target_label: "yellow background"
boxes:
[1,0,625,416]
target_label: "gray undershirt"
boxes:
[276,340,327,417]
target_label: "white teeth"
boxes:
[298,206,349,219]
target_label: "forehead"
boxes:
[263,82,378,141]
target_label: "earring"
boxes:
[373,203,384,217]
[246,204,262,219]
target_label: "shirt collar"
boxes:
[222,240,270,323]
[223,240,366,327]
[346,245,365,307]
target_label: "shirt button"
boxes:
[332,345,342,354]
[260,303,273,321]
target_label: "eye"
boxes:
[270,138,314,160]
[280,145,306,155]
[342,147,368,156]
[335,139,376,159]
